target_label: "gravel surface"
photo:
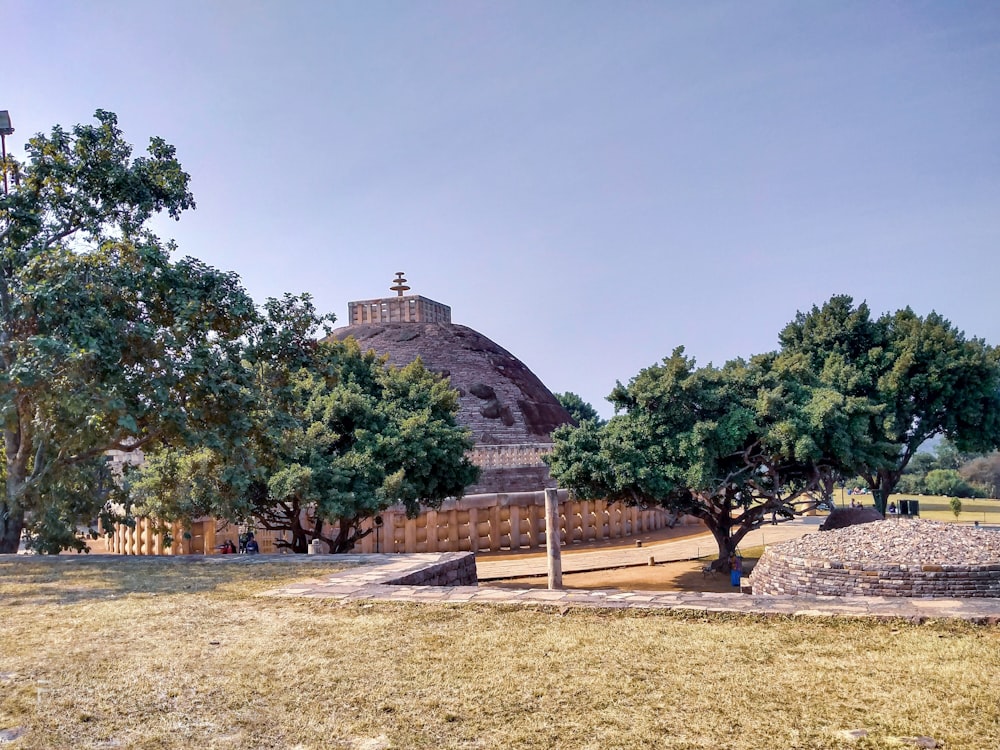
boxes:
[772,520,1000,566]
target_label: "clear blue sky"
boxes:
[8,1,1000,417]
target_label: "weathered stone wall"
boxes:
[326,322,574,447]
[751,521,1000,598]
[750,553,1000,597]
[385,552,478,586]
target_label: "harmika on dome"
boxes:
[325,273,575,494]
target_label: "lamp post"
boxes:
[0,110,13,196]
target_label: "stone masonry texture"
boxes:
[750,519,1000,598]
[326,321,574,493]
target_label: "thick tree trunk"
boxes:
[710,528,739,572]
[0,502,24,553]
[871,468,901,515]
[1,431,29,554]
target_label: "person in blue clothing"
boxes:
[244,532,259,555]
[729,554,743,587]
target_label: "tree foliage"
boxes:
[554,391,605,426]
[923,469,980,499]
[546,348,868,568]
[547,295,1000,563]
[777,296,1000,513]
[959,453,1000,499]
[130,332,480,553]
[0,110,259,553]
[898,441,991,496]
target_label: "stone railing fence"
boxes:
[353,490,683,554]
[468,444,552,469]
[105,490,688,556]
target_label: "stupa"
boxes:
[326,273,574,493]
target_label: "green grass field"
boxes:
[831,490,1000,524]
[1,557,999,749]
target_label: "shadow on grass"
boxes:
[0,556,351,606]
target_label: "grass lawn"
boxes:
[832,491,1000,524]
[2,558,999,749]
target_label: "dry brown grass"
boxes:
[2,557,999,750]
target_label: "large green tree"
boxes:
[778,296,1000,513]
[129,336,480,553]
[546,349,872,569]
[0,111,259,553]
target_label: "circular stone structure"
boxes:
[325,277,574,494]
[750,520,1000,598]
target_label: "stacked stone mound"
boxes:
[750,520,1000,598]
[326,322,574,493]
[819,506,884,530]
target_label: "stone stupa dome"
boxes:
[325,273,574,493]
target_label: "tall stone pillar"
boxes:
[545,487,562,590]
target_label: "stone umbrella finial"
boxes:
[390,272,410,297]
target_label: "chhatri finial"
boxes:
[390,272,410,297]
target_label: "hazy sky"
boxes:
[8,1,1000,416]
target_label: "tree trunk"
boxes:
[0,502,24,553]
[1,432,29,554]
[871,468,900,515]
[330,517,350,553]
[704,507,756,573]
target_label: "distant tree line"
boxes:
[890,441,1000,499]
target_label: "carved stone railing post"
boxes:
[545,487,562,590]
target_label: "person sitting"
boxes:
[888,502,898,515]
[244,533,259,555]
[729,554,743,587]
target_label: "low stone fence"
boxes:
[352,490,682,554]
[105,490,683,555]
[750,522,1000,598]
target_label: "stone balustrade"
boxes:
[353,490,679,554]
[106,490,682,556]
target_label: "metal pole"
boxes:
[0,111,16,196]
[545,487,562,589]
[1,134,7,196]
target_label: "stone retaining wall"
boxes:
[384,552,478,587]
[750,553,1000,597]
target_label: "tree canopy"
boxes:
[554,391,605,426]
[777,296,1000,512]
[129,336,480,553]
[0,111,260,553]
[547,295,1000,563]
[546,348,871,568]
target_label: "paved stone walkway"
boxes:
[262,544,1000,624]
[475,517,822,580]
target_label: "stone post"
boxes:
[545,487,562,590]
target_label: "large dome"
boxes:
[326,277,574,493]
[328,322,571,443]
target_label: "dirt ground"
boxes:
[473,520,709,562]
[475,519,752,593]
[484,557,752,594]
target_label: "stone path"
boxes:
[262,543,1000,624]
[475,517,822,580]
